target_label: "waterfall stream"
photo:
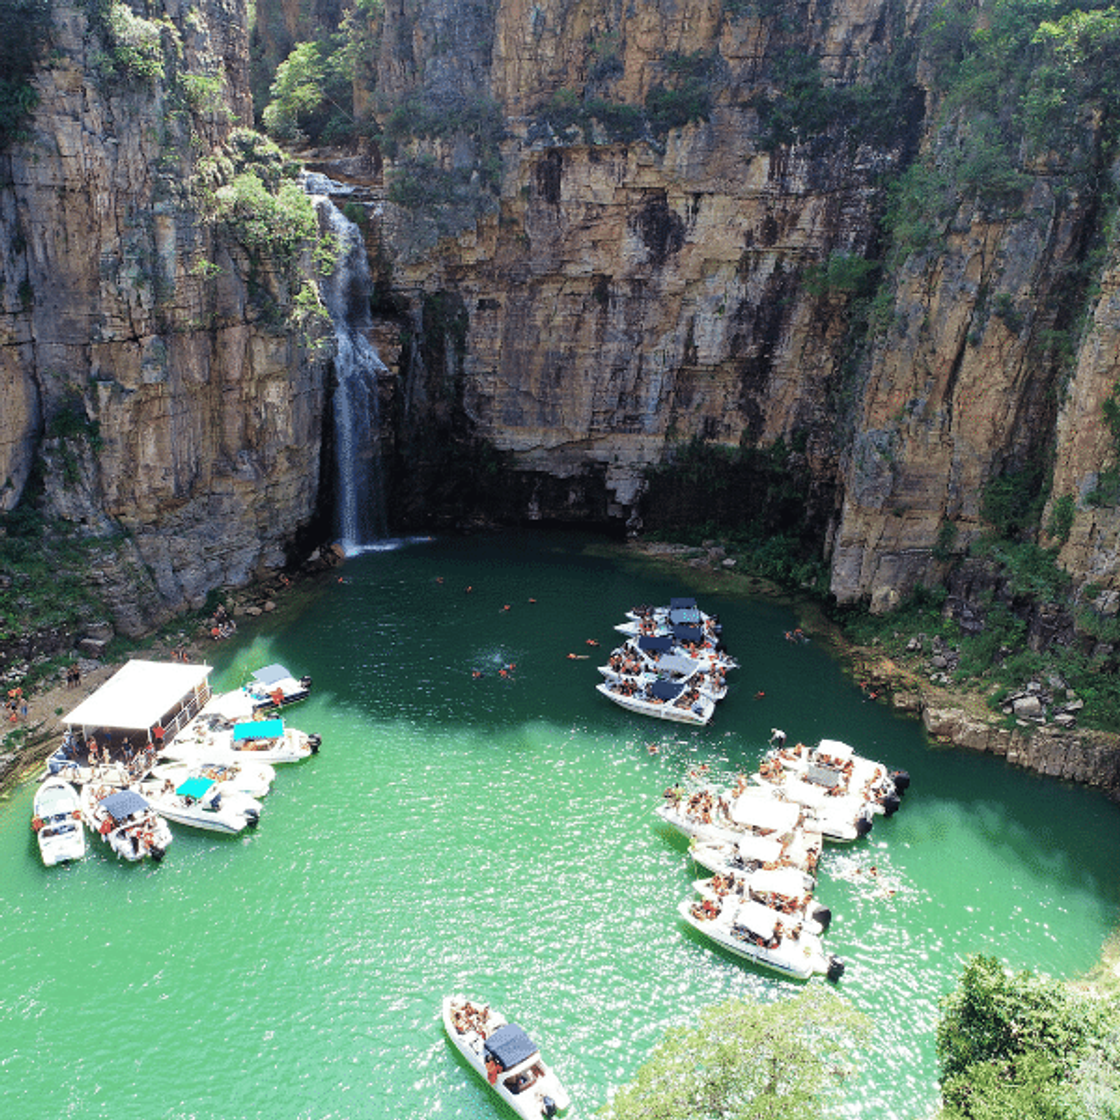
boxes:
[308,178,387,554]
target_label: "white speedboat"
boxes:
[692,867,828,934]
[596,678,715,725]
[80,785,172,862]
[687,796,824,884]
[148,755,275,800]
[679,896,845,981]
[760,737,907,817]
[442,996,570,1119]
[135,776,261,834]
[241,664,312,712]
[751,773,874,843]
[599,645,728,700]
[32,778,86,865]
[164,713,320,764]
[622,597,722,636]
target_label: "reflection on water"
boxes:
[1,530,1117,1120]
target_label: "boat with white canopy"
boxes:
[679,894,845,981]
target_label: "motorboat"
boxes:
[442,996,570,1119]
[80,785,172,862]
[751,772,875,843]
[622,597,721,635]
[164,713,320,764]
[32,778,86,865]
[148,755,275,800]
[692,867,829,934]
[657,781,809,844]
[596,678,715,725]
[240,664,312,712]
[760,736,908,817]
[599,645,728,700]
[679,895,845,981]
[135,776,261,834]
[689,828,820,882]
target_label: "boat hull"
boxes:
[441,996,570,1119]
[678,899,831,981]
[596,682,713,725]
[33,778,86,866]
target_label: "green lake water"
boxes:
[2,529,1118,1120]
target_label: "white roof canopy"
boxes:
[815,739,853,763]
[729,791,801,833]
[64,660,212,731]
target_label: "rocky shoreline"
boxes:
[625,540,1120,805]
[6,535,1120,806]
[0,548,344,798]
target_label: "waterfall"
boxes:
[308,179,388,554]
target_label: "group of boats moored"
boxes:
[658,732,911,981]
[596,598,736,725]
[32,660,320,867]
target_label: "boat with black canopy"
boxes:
[79,785,172,862]
[596,675,716,725]
[442,995,570,1118]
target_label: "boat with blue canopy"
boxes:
[135,774,261,834]
[442,995,570,1119]
[595,676,715,725]
[79,784,172,862]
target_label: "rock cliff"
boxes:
[1,0,330,633]
[346,0,1120,608]
[5,0,1120,634]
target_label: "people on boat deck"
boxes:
[452,1001,492,1041]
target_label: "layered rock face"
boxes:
[361,0,1120,600]
[372,0,919,525]
[7,0,1120,635]
[1,0,328,632]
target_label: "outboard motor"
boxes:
[855,814,873,837]
[150,845,166,863]
[810,904,832,933]
[299,675,313,690]
[307,734,322,754]
[245,808,260,828]
[826,955,846,982]
[881,793,901,817]
[890,769,911,794]
[542,1097,558,1118]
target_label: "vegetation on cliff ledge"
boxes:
[0,0,49,146]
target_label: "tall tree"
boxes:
[597,990,870,1120]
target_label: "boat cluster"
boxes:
[657,735,911,981]
[595,598,737,726]
[33,663,320,867]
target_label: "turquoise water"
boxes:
[2,530,1118,1120]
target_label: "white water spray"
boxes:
[309,180,388,554]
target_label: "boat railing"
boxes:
[162,684,213,743]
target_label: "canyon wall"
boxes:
[352,0,1120,606]
[0,0,329,632]
[5,0,1120,634]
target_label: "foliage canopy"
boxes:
[597,990,870,1120]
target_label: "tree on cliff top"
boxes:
[936,955,1120,1119]
[596,990,869,1119]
